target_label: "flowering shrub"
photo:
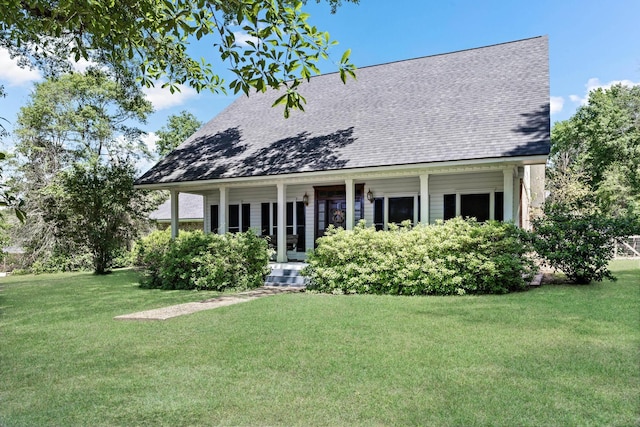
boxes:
[134,229,271,290]
[303,218,536,295]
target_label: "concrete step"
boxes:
[264,275,308,285]
[265,263,309,287]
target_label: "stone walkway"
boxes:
[114,286,303,321]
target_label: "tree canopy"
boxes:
[549,84,640,219]
[156,111,203,157]
[1,0,358,117]
[10,70,161,273]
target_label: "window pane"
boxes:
[242,203,250,232]
[228,204,240,233]
[272,202,278,235]
[443,194,456,220]
[261,203,270,235]
[494,192,504,221]
[461,193,490,222]
[373,198,384,231]
[389,197,414,225]
[286,202,294,235]
[317,201,325,233]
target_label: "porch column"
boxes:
[218,186,228,234]
[170,190,180,239]
[503,168,514,222]
[419,173,430,224]
[276,182,287,262]
[203,194,209,234]
[345,178,355,230]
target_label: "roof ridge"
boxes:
[312,35,547,79]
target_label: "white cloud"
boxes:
[141,132,159,154]
[550,96,564,115]
[70,57,98,73]
[0,48,41,86]
[142,83,198,110]
[233,31,260,47]
[569,77,640,105]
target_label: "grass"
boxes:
[1,261,638,426]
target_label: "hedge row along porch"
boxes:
[135,36,551,263]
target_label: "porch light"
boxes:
[367,189,374,203]
[302,192,309,206]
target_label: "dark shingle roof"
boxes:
[137,36,550,185]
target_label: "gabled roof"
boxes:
[149,193,203,221]
[137,36,549,186]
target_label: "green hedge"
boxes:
[303,218,536,295]
[134,229,272,290]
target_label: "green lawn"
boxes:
[1,261,639,426]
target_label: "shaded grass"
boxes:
[1,262,638,426]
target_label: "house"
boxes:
[135,36,550,263]
[149,193,204,231]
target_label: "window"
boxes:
[494,192,504,222]
[388,197,414,225]
[443,194,456,220]
[373,198,384,230]
[210,205,219,233]
[228,204,240,233]
[460,194,490,222]
[228,203,250,233]
[272,202,278,236]
[261,201,306,252]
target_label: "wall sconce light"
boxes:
[302,192,309,206]
[366,189,374,203]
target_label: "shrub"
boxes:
[532,205,636,283]
[29,251,93,274]
[135,229,271,291]
[303,218,536,295]
[133,228,172,288]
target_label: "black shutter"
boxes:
[296,201,306,252]
[443,194,456,220]
[211,205,219,233]
[242,203,250,232]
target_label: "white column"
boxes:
[218,186,228,234]
[170,190,180,239]
[345,178,355,230]
[503,168,514,222]
[419,173,430,224]
[203,194,209,234]
[277,182,287,262]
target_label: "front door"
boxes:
[314,184,364,241]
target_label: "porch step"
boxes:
[265,263,309,288]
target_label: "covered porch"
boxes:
[163,159,545,263]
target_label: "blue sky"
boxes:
[1,0,638,162]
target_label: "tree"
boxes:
[10,70,160,272]
[535,84,640,283]
[1,0,358,117]
[532,171,634,284]
[549,84,640,219]
[0,87,26,222]
[53,160,156,275]
[156,111,203,157]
